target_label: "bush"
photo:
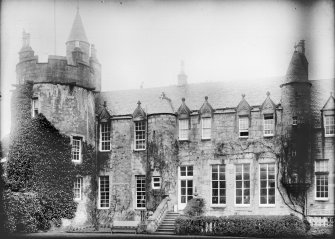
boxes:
[175,214,307,238]
[183,197,206,217]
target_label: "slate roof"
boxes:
[310,79,335,127]
[97,77,285,116]
[67,10,88,43]
[96,78,334,128]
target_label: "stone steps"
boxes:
[155,211,180,234]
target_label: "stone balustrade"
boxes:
[146,196,170,233]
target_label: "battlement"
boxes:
[16,54,101,91]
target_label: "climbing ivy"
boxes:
[214,123,313,218]
[4,82,98,232]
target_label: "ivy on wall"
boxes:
[146,130,179,212]
[4,82,98,232]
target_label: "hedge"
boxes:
[175,214,307,238]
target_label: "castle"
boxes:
[13,9,334,231]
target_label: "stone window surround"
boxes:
[210,164,226,207]
[71,134,84,163]
[134,120,146,151]
[323,114,335,137]
[179,165,194,205]
[239,116,249,138]
[98,175,110,209]
[99,121,111,151]
[152,176,161,190]
[263,113,275,137]
[235,163,251,206]
[73,176,83,201]
[31,97,39,117]
[201,117,211,140]
[315,159,329,201]
[178,118,189,141]
[259,163,276,207]
[135,175,146,209]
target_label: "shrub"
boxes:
[175,214,307,238]
[183,197,206,217]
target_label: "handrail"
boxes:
[146,196,170,233]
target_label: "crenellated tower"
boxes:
[15,9,101,145]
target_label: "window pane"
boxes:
[212,165,226,205]
[179,119,189,140]
[136,175,146,208]
[74,177,82,199]
[72,137,82,161]
[135,121,146,150]
[187,166,193,176]
[236,164,250,205]
[99,176,109,208]
[202,118,211,139]
[100,122,111,151]
[260,163,275,205]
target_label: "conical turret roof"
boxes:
[67,9,88,43]
[285,40,308,84]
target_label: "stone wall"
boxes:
[308,128,335,216]
[176,107,295,216]
[33,83,96,144]
[99,105,302,219]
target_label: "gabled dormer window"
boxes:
[239,117,249,138]
[263,114,274,137]
[261,92,276,137]
[132,101,147,150]
[237,94,251,138]
[200,96,213,140]
[100,122,111,151]
[32,97,39,117]
[324,115,334,137]
[177,98,191,141]
[179,119,189,140]
[201,118,211,139]
[135,121,146,150]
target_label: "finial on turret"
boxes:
[242,94,246,99]
[103,101,107,107]
[178,61,188,86]
[266,91,270,97]
[205,96,208,101]
[137,100,141,106]
[180,60,185,74]
[91,44,97,59]
[182,97,185,102]
[22,30,30,48]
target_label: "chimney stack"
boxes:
[178,60,188,86]
[296,40,305,54]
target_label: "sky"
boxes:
[1,0,334,138]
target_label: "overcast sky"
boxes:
[1,0,334,138]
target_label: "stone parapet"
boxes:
[16,55,100,91]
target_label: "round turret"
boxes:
[280,40,311,130]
